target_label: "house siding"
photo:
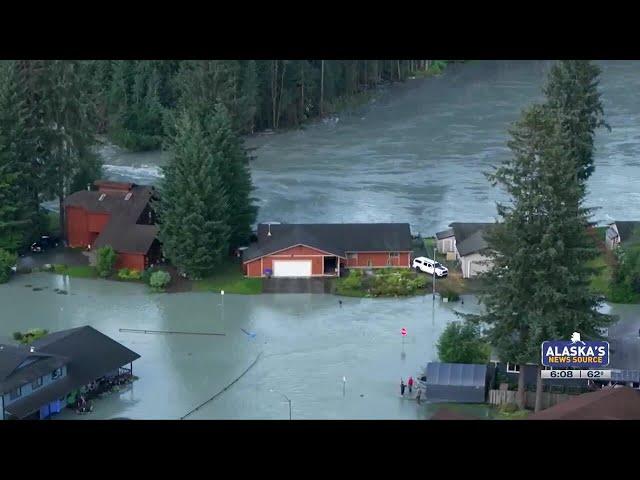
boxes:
[2,365,68,418]
[66,207,89,247]
[605,224,619,250]
[244,245,340,277]
[437,237,456,254]
[87,213,110,234]
[115,253,146,271]
[346,251,410,268]
[459,252,492,278]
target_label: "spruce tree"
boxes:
[469,102,612,411]
[543,60,609,182]
[157,110,230,278]
[0,61,39,251]
[204,104,257,249]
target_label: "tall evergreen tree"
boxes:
[16,60,98,240]
[204,104,257,249]
[543,60,609,182]
[0,61,40,251]
[157,110,230,278]
[469,102,612,411]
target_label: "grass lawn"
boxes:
[492,408,531,420]
[53,265,97,278]
[193,260,262,295]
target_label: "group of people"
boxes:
[76,394,93,414]
[400,376,422,404]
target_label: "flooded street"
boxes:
[6,60,640,419]
[1,274,484,419]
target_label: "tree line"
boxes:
[0,59,450,280]
[89,60,452,151]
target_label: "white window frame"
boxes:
[389,252,400,258]
[51,368,62,380]
[506,362,520,373]
[346,252,358,260]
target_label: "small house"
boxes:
[65,180,161,271]
[448,222,495,278]
[242,223,412,278]
[605,221,640,250]
[424,362,490,403]
[1,326,140,420]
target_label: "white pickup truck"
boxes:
[412,256,448,278]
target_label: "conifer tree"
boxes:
[157,110,230,278]
[204,104,257,249]
[0,61,40,251]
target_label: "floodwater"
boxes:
[2,275,639,419]
[2,274,484,420]
[99,60,640,234]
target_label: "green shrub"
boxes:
[499,402,519,414]
[0,248,17,283]
[341,270,363,290]
[436,321,491,364]
[118,268,142,281]
[150,270,171,291]
[128,269,142,280]
[12,331,23,341]
[96,246,117,278]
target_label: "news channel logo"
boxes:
[541,332,609,368]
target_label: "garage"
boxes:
[273,260,312,277]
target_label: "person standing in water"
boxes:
[408,376,414,394]
[416,388,422,404]
[400,378,406,396]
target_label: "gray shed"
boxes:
[425,362,488,403]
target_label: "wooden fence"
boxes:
[488,389,571,410]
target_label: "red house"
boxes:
[242,223,412,278]
[64,181,160,271]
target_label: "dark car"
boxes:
[30,235,61,253]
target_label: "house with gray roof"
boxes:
[441,222,495,278]
[605,221,640,250]
[0,326,139,420]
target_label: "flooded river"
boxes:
[7,61,640,419]
[100,60,640,234]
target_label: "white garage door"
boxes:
[273,260,312,277]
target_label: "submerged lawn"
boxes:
[193,260,262,295]
[52,264,97,278]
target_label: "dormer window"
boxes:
[98,193,106,201]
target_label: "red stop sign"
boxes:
[401,328,407,337]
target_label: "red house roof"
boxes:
[64,181,157,254]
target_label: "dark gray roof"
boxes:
[94,223,158,254]
[31,326,140,385]
[0,345,68,395]
[243,223,412,262]
[449,222,494,256]
[2,326,140,418]
[425,362,487,388]
[65,183,157,254]
[611,221,640,245]
[435,228,454,240]
[4,375,75,419]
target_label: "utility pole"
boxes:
[432,245,436,299]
